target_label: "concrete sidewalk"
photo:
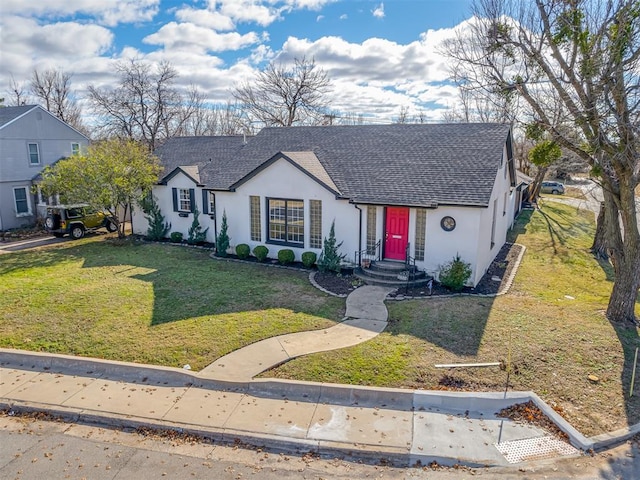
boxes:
[200,286,394,381]
[0,350,585,468]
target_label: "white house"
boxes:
[132,123,517,286]
[0,105,89,230]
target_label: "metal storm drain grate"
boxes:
[495,436,580,463]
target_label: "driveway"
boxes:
[0,235,68,254]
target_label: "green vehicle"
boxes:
[44,205,118,239]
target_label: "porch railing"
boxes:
[355,239,381,267]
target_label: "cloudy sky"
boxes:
[1,0,475,122]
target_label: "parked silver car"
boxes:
[541,181,565,195]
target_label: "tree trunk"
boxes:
[119,204,128,239]
[603,185,640,324]
[530,167,548,203]
[591,202,608,260]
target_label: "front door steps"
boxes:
[354,260,433,288]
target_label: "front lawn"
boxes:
[0,239,343,370]
[265,200,640,436]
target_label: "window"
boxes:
[491,198,498,248]
[309,200,322,248]
[250,196,261,241]
[179,189,191,211]
[366,206,377,254]
[208,192,215,214]
[267,198,304,246]
[414,208,426,261]
[28,143,40,165]
[172,187,194,213]
[13,187,31,216]
[71,143,80,156]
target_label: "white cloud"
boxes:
[143,22,260,53]
[372,3,385,19]
[175,7,235,31]
[340,14,348,20]
[1,0,159,27]
[317,15,325,22]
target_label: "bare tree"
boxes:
[176,95,250,137]
[7,75,29,106]
[443,0,640,323]
[232,57,331,127]
[87,59,192,149]
[30,69,83,130]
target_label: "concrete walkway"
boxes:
[0,349,586,468]
[200,286,394,381]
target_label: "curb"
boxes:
[308,271,348,298]
[2,348,627,456]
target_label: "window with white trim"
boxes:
[208,192,215,215]
[250,196,261,241]
[414,208,426,261]
[28,143,40,165]
[71,143,80,156]
[13,187,31,216]
[267,198,304,246]
[179,189,191,211]
[309,200,322,249]
[366,206,377,254]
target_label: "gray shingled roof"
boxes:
[155,123,512,208]
[155,135,249,185]
[0,105,38,129]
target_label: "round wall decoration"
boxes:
[440,216,456,231]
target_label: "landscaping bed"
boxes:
[312,242,524,298]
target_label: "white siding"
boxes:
[220,158,357,261]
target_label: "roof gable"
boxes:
[0,104,89,140]
[230,151,341,196]
[161,166,203,186]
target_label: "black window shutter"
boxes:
[189,189,195,212]
[202,190,209,214]
[172,188,178,211]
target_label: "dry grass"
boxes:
[266,201,640,437]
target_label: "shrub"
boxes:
[236,243,250,259]
[216,211,230,256]
[317,220,345,273]
[187,206,209,245]
[253,245,269,262]
[438,254,472,291]
[141,194,170,241]
[301,251,317,268]
[277,249,295,265]
[170,232,183,243]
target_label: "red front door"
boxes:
[384,207,409,260]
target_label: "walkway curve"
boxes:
[198,285,395,381]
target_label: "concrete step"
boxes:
[354,268,433,288]
[359,267,427,282]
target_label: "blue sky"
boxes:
[1,0,476,121]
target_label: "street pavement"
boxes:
[1,413,638,479]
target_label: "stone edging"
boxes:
[308,271,348,298]
[385,242,526,301]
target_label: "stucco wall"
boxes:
[221,159,358,261]
[133,159,359,262]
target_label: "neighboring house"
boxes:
[0,105,89,230]
[133,123,517,286]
